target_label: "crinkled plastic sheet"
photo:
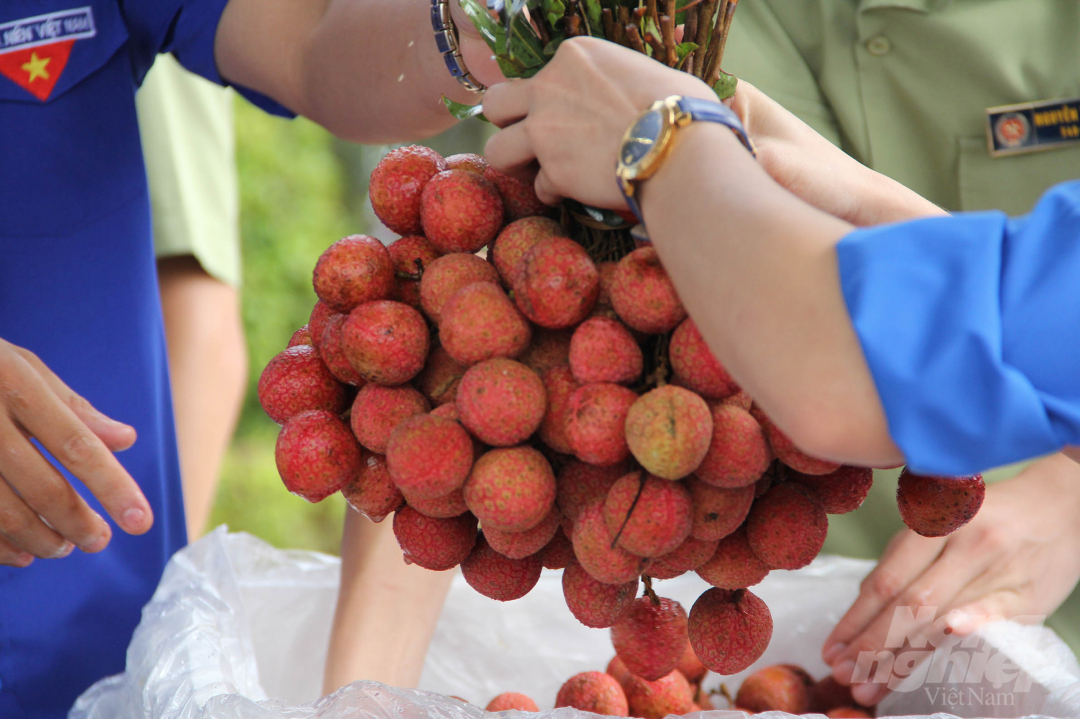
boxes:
[71,527,1080,719]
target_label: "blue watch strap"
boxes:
[676,96,756,157]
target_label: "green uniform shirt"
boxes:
[726,0,1080,652]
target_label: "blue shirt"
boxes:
[838,180,1080,477]
[0,2,286,716]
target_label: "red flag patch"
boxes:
[0,7,96,101]
[0,40,74,100]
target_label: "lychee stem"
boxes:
[641,574,661,606]
[715,685,734,709]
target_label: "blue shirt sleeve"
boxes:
[836,179,1080,476]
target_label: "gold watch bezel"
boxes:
[616,96,694,197]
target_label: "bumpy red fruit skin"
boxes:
[461,534,543,601]
[897,469,985,537]
[440,283,532,366]
[388,235,441,309]
[349,384,430,453]
[612,597,689,681]
[569,317,644,385]
[623,670,695,719]
[566,383,638,466]
[609,247,687,334]
[420,170,504,254]
[572,500,647,584]
[752,405,841,475]
[446,153,488,175]
[464,446,556,532]
[456,358,546,446]
[745,483,828,570]
[341,451,404,521]
[415,344,468,406]
[603,472,693,558]
[288,325,312,347]
[513,237,600,329]
[275,410,362,502]
[607,656,632,688]
[485,507,561,559]
[735,664,813,714]
[644,536,720,580]
[313,235,395,313]
[491,216,569,285]
[696,527,770,589]
[557,460,632,527]
[556,671,630,716]
[696,405,772,488]
[668,319,738,399]
[259,345,349,424]
[540,526,575,569]
[562,561,637,628]
[308,301,335,352]
[484,693,537,712]
[675,643,707,684]
[596,262,618,309]
[625,386,713,480]
[404,486,468,518]
[370,146,448,235]
[392,505,477,570]
[386,414,473,500]
[419,253,501,324]
[810,675,857,713]
[319,314,366,386]
[688,477,755,542]
[484,166,550,222]
[538,366,579,454]
[342,300,429,386]
[792,465,874,514]
[688,588,772,675]
[519,327,574,375]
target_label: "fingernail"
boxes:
[852,681,882,707]
[80,527,110,554]
[823,642,847,665]
[52,541,75,559]
[833,659,856,685]
[123,507,146,529]
[16,552,33,566]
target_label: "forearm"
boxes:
[323,508,453,693]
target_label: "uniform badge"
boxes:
[987,98,1080,157]
[0,7,96,101]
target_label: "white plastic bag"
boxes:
[71,528,1080,719]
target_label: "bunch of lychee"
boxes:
[257,145,987,680]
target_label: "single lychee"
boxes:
[745,483,828,570]
[275,410,362,502]
[752,405,841,475]
[370,145,448,235]
[288,325,312,347]
[622,670,695,719]
[349,384,430,453]
[539,526,575,569]
[440,283,532,366]
[485,507,561,559]
[572,499,647,584]
[603,472,693,558]
[569,317,643,385]
[258,344,349,424]
[611,596,688,680]
[419,252,500,324]
[388,235,441,308]
[308,300,335,352]
[810,676,857,713]
[313,235,395,313]
[644,536,720,580]
[518,327,574,375]
[688,477,755,542]
[792,465,874,514]
[609,247,686,334]
[392,505,477,570]
[538,366,579,454]
[461,534,543,601]
[490,216,569,285]
[557,459,632,527]
[484,166,550,222]
[675,643,707,684]
[513,237,600,329]
[405,486,469,518]
[319,313,366,386]
[595,262,618,309]
[735,664,813,714]
[415,344,468,406]
[446,153,488,175]
[607,656,632,689]
[897,469,985,537]
[484,693,537,712]
[556,671,629,716]
[696,404,772,488]
[386,414,473,499]
[342,300,429,386]
[625,386,713,480]
[420,170,504,254]
[456,358,546,446]
[687,588,772,675]
[566,383,638,466]
[668,319,738,399]
[464,446,556,532]
[341,451,404,521]
[562,561,638,628]
[696,527,770,589]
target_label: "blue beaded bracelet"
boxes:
[431,0,485,93]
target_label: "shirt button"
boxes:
[866,35,892,56]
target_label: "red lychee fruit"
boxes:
[370,145,448,235]
[415,344,468,406]
[456,358,546,446]
[461,534,543,601]
[607,656,632,689]
[341,451,404,522]
[897,469,985,537]
[313,235,395,313]
[392,505,477,570]
[735,664,814,714]
[490,216,569,285]
[464,446,555,532]
[696,527,770,589]
[595,262,618,309]
[668,319,738,399]
[603,472,693,558]
[688,477,755,542]
[688,588,772,675]
[644,536,720,580]
[484,506,561,559]
[675,643,707,684]
[720,390,753,410]
[386,414,473,500]
[258,344,349,424]
[342,300,429,386]
[420,170,504,254]
[827,708,874,718]
[275,410,362,502]
[810,675,857,713]
[625,386,713,480]
[319,313,366,386]
[566,383,638,466]
[752,406,841,475]
[609,247,686,334]
[513,237,600,329]
[308,300,335,352]
[556,671,629,716]
[612,596,688,680]
[484,166,550,222]
[519,327,574,375]
[746,483,828,570]
[446,153,488,175]
[349,384,430,453]
[538,366,579,454]
[419,252,501,324]
[792,465,874,514]
[288,325,312,347]
[623,670,695,719]
[696,404,772,488]
[540,526,575,569]
[405,486,468,518]
[569,317,644,385]
[556,459,632,527]
[572,499,647,584]
[388,235,441,309]
[439,283,532,366]
[562,561,637,628]
[484,693,537,712]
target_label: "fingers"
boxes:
[481,78,530,128]
[533,169,562,207]
[0,531,35,567]
[484,121,537,175]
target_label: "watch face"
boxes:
[621,108,664,169]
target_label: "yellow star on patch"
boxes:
[21,52,51,84]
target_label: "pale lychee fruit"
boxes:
[275,410,362,502]
[392,506,477,570]
[668,319,738,399]
[562,561,638,628]
[735,664,813,714]
[606,656,632,689]
[603,472,693,557]
[484,693,537,712]
[688,477,755,542]
[538,366,579,454]
[319,313,366,386]
[420,170,504,254]
[288,325,312,347]
[259,345,348,424]
[609,247,686,334]
[556,671,629,716]
[415,344,468,406]
[623,670,694,719]
[688,588,772,675]
[370,145,448,235]
[696,527,770,589]
[446,153,488,175]
[513,237,599,329]
[341,451,404,521]
[388,235,441,308]
[456,358,546,446]
[746,483,828,570]
[569,317,643,385]
[419,252,500,324]
[519,327,574,375]
[484,506,561,559]
[566,383,638,466]
[464,446,556,532]
[792,465,874,514]
[308,300,335,352]
[572,499,647,584]
[675,643,707,684]
[540,526,575,569]
[897,469,985,537]
[342,300,429,386]
[557,460,633,527]
[484,166,550,222]
[490,216,569,285]
[439,283,532,366]
[625,385,713,480]
[612,596,688,680]
[404,487,468,518]
[752,405,841,475]
[696,404,772,487]
[461,534,543,600]
[644,535,720,580]
[313,235,395,313]
[386,414,473,499]
[350,384,430,453]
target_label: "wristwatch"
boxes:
[616,95,755,226]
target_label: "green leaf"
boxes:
[507,14,546,68]
[442,95,489,122]
[461,0,505,54]
[673,0,694,25]
[712,72,738,101]
[543,32,567,55]
[583,0,604,36]
[675,41,698,60]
